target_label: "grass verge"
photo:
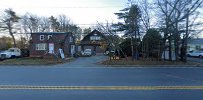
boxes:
[0,57,73,65]
[102,57,202,66]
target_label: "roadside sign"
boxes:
[59,48,65,59]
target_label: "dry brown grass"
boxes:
[0,57,73,65]
[102,57,199,66]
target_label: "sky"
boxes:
[0,0,202,38]
[0,0,127,28]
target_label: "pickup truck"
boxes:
[0,48,21,59]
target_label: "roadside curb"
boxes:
[1,85,203,90]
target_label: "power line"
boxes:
[48,6,124,8]
[75,23,117,26]
[11,6,124,9]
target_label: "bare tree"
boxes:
[21,13,41,42]
[49,16,60,32]
[21,13,40,33]
[138,0,152,31]
[156,0,203,61]
[96,21,125,58]
[39,17,50,32]
[21,14,30,41]
[0,8,21,47]
[58,14,71,32]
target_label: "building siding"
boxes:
[80,30,108,55]
[29,32,75,57]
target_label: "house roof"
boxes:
[82,29,107,41]
[31,32,70,34]
[188,38,203,44]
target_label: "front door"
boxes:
[71,45,75,56]
[49,43,54,54]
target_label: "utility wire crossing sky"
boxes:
[0,0,127,28]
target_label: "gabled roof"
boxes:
[47,32,73,44]
[82,29,107,41]
[188,38,203,44]
[31,32,70,34]
[47,36,63,43]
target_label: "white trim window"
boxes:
[90,36,101,41]
[36,43,47,50]
[48,35,52,40]
[40,35,45,41]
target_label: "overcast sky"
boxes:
[0,0,202,37]
[0,0,127,28]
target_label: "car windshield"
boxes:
[85,49,91,52]
[8,49,15,52]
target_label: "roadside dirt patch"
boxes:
[101,57,201,66]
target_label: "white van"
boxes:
[0,48,21,59]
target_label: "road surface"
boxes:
[0,55,203,100]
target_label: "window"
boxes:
[90,36,101,41]
[36,43,46,50]
[96,36,101,40]
[48,35,52,40]
[90,36,94,40]
[70,37,73,42]
[8,49,15,52]
[40,35,44,41]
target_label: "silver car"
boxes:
[81,49,92,56]
[187,51,203,58]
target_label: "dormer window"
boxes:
[48,35,52,40]
[40,35,44,41]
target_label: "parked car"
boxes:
[104,50,115,55]
[187,50,203,58]
[0,48,21,59]
[81,49,92,56]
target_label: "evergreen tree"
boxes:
[0,8,21,47]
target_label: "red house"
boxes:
[29,32,75,57]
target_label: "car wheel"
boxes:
[199,55,203,59]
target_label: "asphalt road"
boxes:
[0,55,203,100]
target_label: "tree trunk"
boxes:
[11,34,17,47]
[8,25,17,48]
[174,28,180,61]
[131,35,134,61]
[168,34,172,61]
[175,37,179,61]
